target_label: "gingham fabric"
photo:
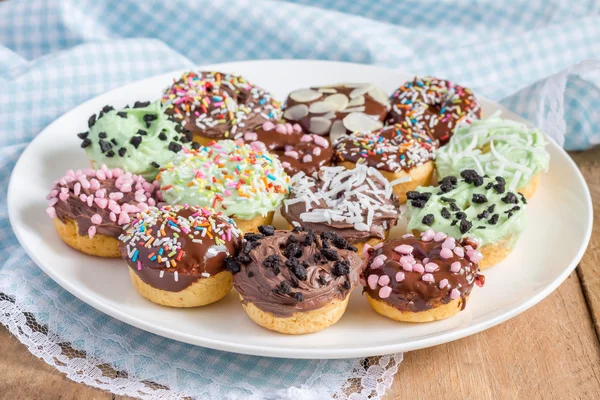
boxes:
[0,0,599,399]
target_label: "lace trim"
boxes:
[0,292,402,399]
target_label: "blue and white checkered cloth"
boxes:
[0,1,599,399]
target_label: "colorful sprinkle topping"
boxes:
[158,140,290,220]
[389,77,481,143]
[119,204,241,273]
[334,123,436,172]
[161,71,282,139]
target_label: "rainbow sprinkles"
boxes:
[157,140,290,221]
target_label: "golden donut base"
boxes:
[234,212,275,234]
[53,218,120,258]
[518,173,540,200]
[366,293,468,323]
[239,295,350,334]
[128,269,233,308]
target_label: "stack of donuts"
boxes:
[45,71,550,334]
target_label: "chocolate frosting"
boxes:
[388,77,481,143]
[334,124,436,172]
[281,165,399,244]
[362,235,484,312]
[162,71,281,140]
[118,205,242,292]
[240,121,333,176]
[48,167,155,238]
[232,227,363,317]
[283,84,389,136]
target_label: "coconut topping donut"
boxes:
[403,169,527,269]
[334,123,437,202]
[241,120,333,176]
[388,77,481,144]
[119,205,242,307]
[79,101,197,181]
[435,112,550,199]
[362,231,484,322]
[157,140,290,233]
[230,226,362,334]
[46,165,156,257]
[281,164,399,255]
[161,71,282,145]
[283,83,390,139]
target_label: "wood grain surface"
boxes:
[0,149,598,400]
[570,146,600,341]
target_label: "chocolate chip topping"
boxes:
[232,229,362,317]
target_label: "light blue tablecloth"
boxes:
[0,1,598,399]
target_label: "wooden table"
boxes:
[1,148,599,399]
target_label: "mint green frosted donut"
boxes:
[435,113,549,192]
[158,140,290,220]
[404,170,527,247]
[80,101,194,181]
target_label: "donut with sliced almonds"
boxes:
[283,83,390,141]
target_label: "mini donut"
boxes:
[241,120,333,176]
[157,140,290,233]
[283,83,390,140]
[230,226,362,334]
[118,205,242,307]
[161,71,282,146]
[403,170,527,269]
[46,165,156,257]
[334,123,437,203]
[362,231,484,322]
[388,77,481,144]
[281,164,399,256]
[435,113,550,199]
[79,101,198,181]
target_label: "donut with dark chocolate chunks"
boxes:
[232,229,362,317]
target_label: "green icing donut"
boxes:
[158,140,290,220]
[79,101,195,181]
[435,113,549,192]
[404,170,527,247]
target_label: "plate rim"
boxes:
[7,59,594,359]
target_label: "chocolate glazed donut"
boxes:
[283,84,390,138]
[363,232,484,314]
[230,226,363,318]
[161,71,281,141]
[241,121,333,176]
[119,205,242,292]
[388,77,481,144]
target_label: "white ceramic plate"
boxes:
[8,60,593,359]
